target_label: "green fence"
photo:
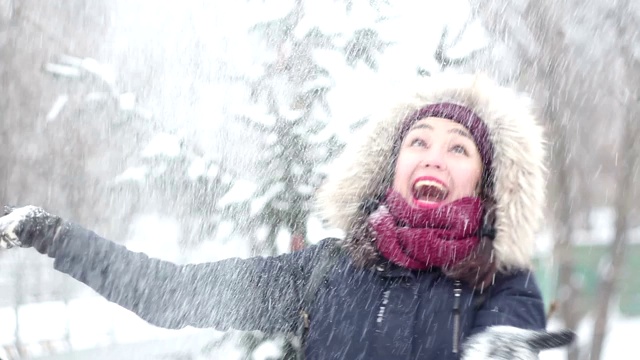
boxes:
[534,244,640,316]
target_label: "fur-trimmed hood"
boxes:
[316,73,547,273]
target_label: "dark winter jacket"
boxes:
[52,227,545,360]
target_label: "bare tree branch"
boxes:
[589,2,640,359]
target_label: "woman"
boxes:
[0,73,573,359]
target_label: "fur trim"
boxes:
[315,73,547,272]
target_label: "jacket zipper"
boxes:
[452,280,462,354]
[377,289,391,323]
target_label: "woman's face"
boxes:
[392,116,483,209]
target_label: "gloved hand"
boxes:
[462,326,575,360]
[0,205,64,255]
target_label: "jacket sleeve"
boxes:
[51,222,326,333]
[470,270,547,335]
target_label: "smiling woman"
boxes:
[0,73,574,360]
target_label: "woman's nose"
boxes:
[421,147,447,170]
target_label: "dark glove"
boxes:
[462,326,575,360]
[0,205,64,255]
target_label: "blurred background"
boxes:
[1,0,639,359]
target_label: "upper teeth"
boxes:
[414,180,446,192]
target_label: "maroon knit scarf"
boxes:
[369,189,483,270]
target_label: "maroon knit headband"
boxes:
[398,102,494,178]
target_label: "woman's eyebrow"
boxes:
[409,123,472,140]
[409,123,433,131]
[448,128,472,139]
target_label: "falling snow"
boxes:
[1,0,639,359]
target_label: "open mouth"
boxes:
[412,178,449,206]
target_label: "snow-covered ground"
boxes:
[0,297,206,350]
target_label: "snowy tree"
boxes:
[589,1,640,359]
[0,2,140,356]
[222,0,389,257]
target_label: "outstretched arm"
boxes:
[1,206,324,333]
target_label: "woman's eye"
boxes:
[450,144,468,155]
[410,138,427,147]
